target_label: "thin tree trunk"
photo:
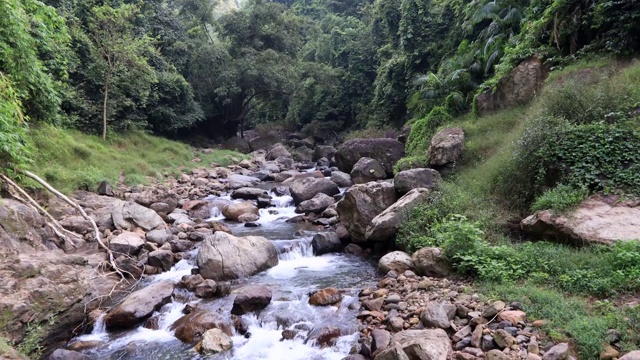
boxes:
[103,73,110,141]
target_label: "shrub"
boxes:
[393,155,429,174]
[536,123,640,194]
[404,106,452,157]
[531,185,589,213]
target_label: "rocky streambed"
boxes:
[4,132,634,360]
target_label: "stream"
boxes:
[70,186,376,359]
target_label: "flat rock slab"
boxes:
[521,195,640,245]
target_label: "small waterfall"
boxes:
[92,313,107,336]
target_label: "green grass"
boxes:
[480,282,640,359]
[24,124,247,193]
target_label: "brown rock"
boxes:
[309,287,342,306]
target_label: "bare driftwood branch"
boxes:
[21,170,128,281]
[0,174,80,247]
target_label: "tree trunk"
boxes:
[102,73,110,141]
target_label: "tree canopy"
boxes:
[0,0,638,166]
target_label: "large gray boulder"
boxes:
[374,329,451,360]
[313,145,337,162]
[109,231,145,255]
[296,193,335,214]
[289,177,340,206]
[112,200,164,231]
[394,168,441,196]
[335,138,405,176]
[228,174,261,189]
[428,128,464,167]
[412,247,451,277]
[378,251,414,273]
[350,157,386,184]
[104,280,174,330]
[196,232,279,280]
[365,188,430,242]
[336,182,397,242]
[266,143,292,161]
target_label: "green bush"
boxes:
[404,106,452,157]
[537,123,640,194]
[531,185,589,213]
[393,155,429,174]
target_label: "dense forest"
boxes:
[1,0,639,172]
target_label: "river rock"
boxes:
[350,157,387,184]
[379,251,414,273]
[330,170,353,187]
[311,232,342,255]
[493,329,516,349]
[222,202,259,221]
[420,302,451,329]
[266,143,292,160]
[542,343,570,360]
[394,168,441,195]
[289,177,340,205]
[482,301,505,318]
[197,328,233,354]
[292,146,314,162]
[194,279,219,298]
[146,228,172,245]
[228,174,261,189]
[429,127,464,167]
[306,325,341,347]
[335,138,405,176]
[497,310,526,325]
[411,247,451,277]
[337,182,397,242]
[372,328,392,354]
[231,285,273,315]
[296,193,336,214]
[250,135,279,151]
[231,187,269,200]
[521,195,640,245]
[147,249,174,271]
[309,287,342,306]
[196,232,278,280]
[171,309,232,344]
[109,231,145,256]
[377,329,451,360]
[112,200,164,231]
[365,188,430,242]
[104,281,174,330]
[50,349,90,360]
[313,145,336,162]
[486,349,511,360]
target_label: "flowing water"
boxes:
[70,187,376,359]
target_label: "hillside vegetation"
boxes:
[25,125,244,194]
[396,59,640,358]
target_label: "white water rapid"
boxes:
[69,190,376,360]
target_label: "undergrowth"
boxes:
[25,124,246,193]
